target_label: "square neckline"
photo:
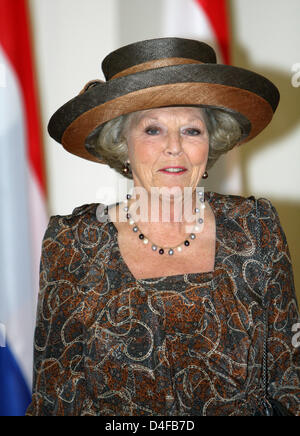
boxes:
[104,191,221,284]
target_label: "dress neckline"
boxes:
[105,190,222,284]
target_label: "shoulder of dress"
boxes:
[70,202,100,219]
[209,192,277,220]
[209,192,254,216]
[42,203,107,244]
[49,203,105,226]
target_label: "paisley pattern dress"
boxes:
[26,192,300,416]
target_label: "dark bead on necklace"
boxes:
[159,248,164,255]
[126,213,131,219]
[139,234,144,240]
[184,240,190,246]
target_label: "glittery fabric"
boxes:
[26,192,300,416]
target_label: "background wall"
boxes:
[28,0,300,302]
[28,0,121,214]
[229,0,300,303]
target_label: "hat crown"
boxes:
[102,37,217,81]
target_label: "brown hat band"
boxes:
[111,57,204,80]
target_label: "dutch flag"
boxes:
[0,0,48,416]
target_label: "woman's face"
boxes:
[125,106,209,193]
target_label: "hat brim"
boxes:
[48,63,279,164]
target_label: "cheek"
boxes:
[188,140,209,165]
[128,135,160,166]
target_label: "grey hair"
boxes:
[93,107,243,179]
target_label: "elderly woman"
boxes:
[26,38,299,416]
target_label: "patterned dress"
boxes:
[26,192,300,416]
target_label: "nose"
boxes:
[164,132,183,157]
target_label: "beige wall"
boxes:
[28,0,122,214]
[29,0,300,303]
[229,0,300,303]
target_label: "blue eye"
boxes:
[145,126,160,135]
[184,128,201,136]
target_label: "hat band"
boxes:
[111,57,204,80]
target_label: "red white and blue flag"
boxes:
[0,0,48,416]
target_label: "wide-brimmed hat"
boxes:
[48,37,280,164]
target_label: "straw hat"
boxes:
[48,37,280,164]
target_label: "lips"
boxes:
[158,166,187,174]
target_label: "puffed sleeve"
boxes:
[258,199,300,416]
[26,215,86,416]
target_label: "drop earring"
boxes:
[202,171,208,179]
[122,161,130,175]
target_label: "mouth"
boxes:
[158,166,187,175]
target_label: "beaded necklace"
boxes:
[123,190,205,256]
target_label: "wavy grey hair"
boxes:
[92,107,243,179]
